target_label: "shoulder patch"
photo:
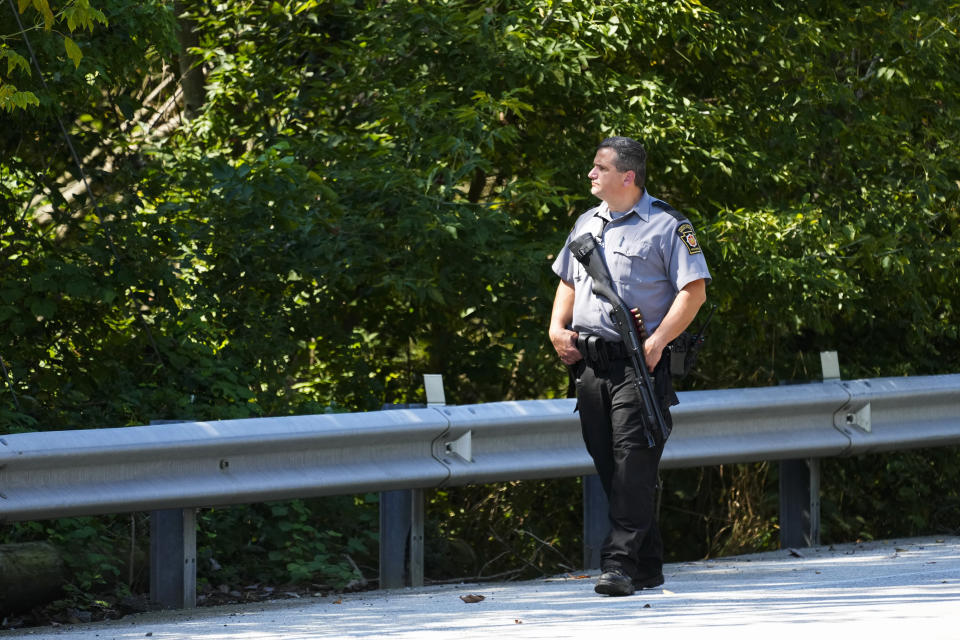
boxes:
[676,222,702,255]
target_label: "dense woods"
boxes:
[2,0,958,624]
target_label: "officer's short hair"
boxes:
[598,136,646,189]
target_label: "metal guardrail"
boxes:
[1,372,959,609]
[2,375,959,522]
[0,410,450,521]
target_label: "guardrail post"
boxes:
[149,507,197,609]
[777,352,835,548]
[148,420,197,609]
[379,489,414,589]
[582,474,609,569]
[779,458,820,548]
[409,488,425,585]
[378,483,425,589]
[378,375,442,588]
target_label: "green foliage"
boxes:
[660,463,781,560]
[6,0,954,420]
[425,479,584,580]
[0,0,108,111]
[687,3,960,385]
[821,446,960,542]
[196,497,378,589]
[3,514,145,613]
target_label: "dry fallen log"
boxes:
[0,542,65,614]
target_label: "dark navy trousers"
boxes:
[576,355,674,579]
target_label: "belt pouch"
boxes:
[588,336,609,371]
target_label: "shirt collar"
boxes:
[598,190,653,224]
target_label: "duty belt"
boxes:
[576,334,628,370]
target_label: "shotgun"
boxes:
[568,233,669,440]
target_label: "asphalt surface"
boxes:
[4,536,959,640]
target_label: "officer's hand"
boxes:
[550,326,582,365]
[642,335,665,372]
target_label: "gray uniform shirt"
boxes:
[551,190,712,342]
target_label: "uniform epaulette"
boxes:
[651,199,688,222]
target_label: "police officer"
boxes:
[549,136,711,596]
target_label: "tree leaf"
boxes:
[30,0,55,29]
[1,48,32,76]
[64,36,82,69]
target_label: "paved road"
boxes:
[5,536,959,640]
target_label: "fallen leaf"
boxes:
[643,603,651,608]
[460,594,485,603]
[332,598,343,605]
[514,619,523,624]
[788,548,805,558]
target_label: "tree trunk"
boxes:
[0,542,65,614]
[174,2,205,120]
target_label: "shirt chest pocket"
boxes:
[609,240,660,283]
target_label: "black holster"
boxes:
[576,334,613,372]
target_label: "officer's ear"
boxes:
[622,170,635,187]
